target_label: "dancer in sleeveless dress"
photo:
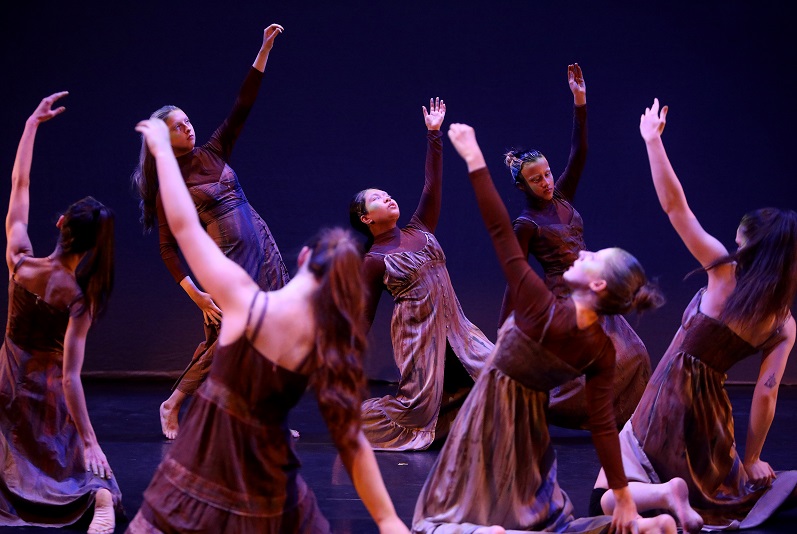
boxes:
[129,118,409,533]
[500,64,651,430]
[348,99,494,451]
[593,99,797,532]
[1,93,121,533]
[132,23,290,439]
[411,122,672,534]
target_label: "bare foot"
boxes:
[637,514,677,534]
[87,488,115,534]
[160,401,179,440]
[666,477,703,534]
[290,428,300,439]
[473,527,506,534]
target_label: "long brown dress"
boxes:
[0,259,123,527]
[157,66,290,396]
[622,289,797,529]
[501,104,651,430]
[128,294,330,533]
[359,130,494,451]
[412,166,628,533]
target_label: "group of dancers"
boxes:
[1,22,796,534]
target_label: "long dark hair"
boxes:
[59,196,115,320]
[131,105,179,232]
[701,208,797,331]
[306,228,368,450]
[595,247,665,316]
[348,189,375,251]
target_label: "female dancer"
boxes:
[593,99,797,531]
[500,64,652,430]
[132,23,290,439]
[348,99,494,451]
[0,93,120,533]
[130,117,409,533]
[412,122,672,534]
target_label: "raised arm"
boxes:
[136,119,258,325]
[743,315,796,489]
[6,92,68,271]
[211,24,284,160]
[640,99,730,270]
[337,432,410,533]
[62,309,112,479]
[555,63,588,201]
[411,98,445,231]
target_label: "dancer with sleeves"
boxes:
[501,64,652,430]
[593,99,797,531]
[132,23,290,439]
[411,122,672,534]
[348,98,494,451]
[0,93,121,533]
[129,118,409,534]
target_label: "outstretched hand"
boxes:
[84,443,113,480]
[447,123,486,171]
[422,97,446,131]
[568,63,586,105]
[262,23,285,53]
[640,98,668,142]
[28,91,68,125]
[135,118,172,157]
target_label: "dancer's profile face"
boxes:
[165,109,196,156]
[735,225,748,251]
[563,249,612,289]
[360,189,400,227]
[519,157,554,201]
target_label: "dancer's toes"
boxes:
[159,401,179,440]
[636,514,677,534]
[667,477,703,534]
[290,428,300,439]
[87,488,115,534]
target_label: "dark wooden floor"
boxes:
[3,381,796,533]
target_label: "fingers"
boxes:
[660,105,668,122]
[422,106,428,118]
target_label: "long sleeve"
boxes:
[498,218,538,327]
[156,192,189,283]
[410,130,443,232]
[554,104,588,202]
[361,255,386,333]
[468,167,553,337]
[206,67,265,162]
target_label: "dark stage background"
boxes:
[1,1,795,383]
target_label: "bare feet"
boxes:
[666,477,703,534]
[290,428,300,439]
[160,400,179,440]
[473,527,506,534]
[87,488,115,534]
[637,514,677,534]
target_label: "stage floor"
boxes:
[3,381,796,533]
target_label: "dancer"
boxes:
[132,23,290,439]
[129,118,409,533]
[593,98,797,531]
[500,63,652,430]
[348,98,494,451]
[412,122,671,533]
[0,93,120,533]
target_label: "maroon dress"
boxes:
[359,131,493,451]
[0,259,123,527]
[412,167,626,533]
[622,289,797,529]
[128,294,331,533]
[501,104,651,430]
[157,66,290,395]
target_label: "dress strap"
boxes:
[11,255,28,279]
[246,291,269,343]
